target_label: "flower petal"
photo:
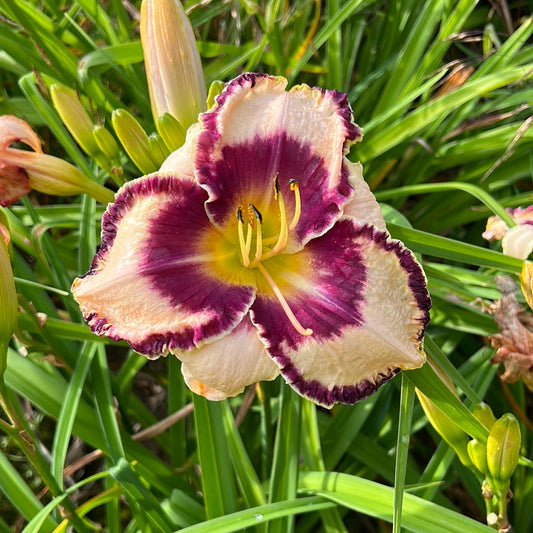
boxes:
[196,73,362,247]
[159,122,200,177]
[0,162,30,207]
[177,317,279,400]
[502,224,533,259]
[250,219,430,407]
[0,115,42,153]
[341,160,387,231]
[72,174,256,356]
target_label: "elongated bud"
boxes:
[112,109,157,174]
[416,389,472,467]
[50,85,100,157]
[521,262,533,311]
[157,113,186,152]
[467,438,489,476]
[93,125,121,162]
[486,413,521,493]
[148,133,169,167]
[0,215,17,379]
[141,0,206,131]
[473,402,496,430]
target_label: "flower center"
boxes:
[236,175,312,337]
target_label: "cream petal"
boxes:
[176,317,279,400]
[502,224,533,259]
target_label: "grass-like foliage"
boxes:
[1,1,532,532]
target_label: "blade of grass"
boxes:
[51,342,97,489]
[393,375,415,533]
[193,395,238,519]
[268,384,302,533]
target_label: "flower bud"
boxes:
[140,0,206,130]
[473,402,496,430]
[520,262,533,311]
[148,133,169,167]
[93,125,121,162]
[0,216,17,378]
[50,85,100,157]
[467,438,489,476]
[112,109,158,174]
[486,413,521,493]
[156,113,186,152]
[416,389,472,467]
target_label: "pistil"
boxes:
[256,262,313,336]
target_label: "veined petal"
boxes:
[250,219,430,407]
[196,73,362,248]
[72,174,256,356]
[177,317,279,400]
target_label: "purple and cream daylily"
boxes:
[72,73,430,407]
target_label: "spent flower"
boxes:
[0,115,114,206]
[72,73,430,407]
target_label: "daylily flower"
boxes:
[72,73,430,407]
[483,206,533,259]
[0,115,114,206]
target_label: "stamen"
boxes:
[288,179,301,231]
[237,206,250,267]
[256,262,313,336]
[249,203,263,266]
[262,176,289,260]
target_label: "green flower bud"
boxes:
[93,125,121,162]
[50,85,100,157]
[148,133,170,168]
[416,389,472,467]
[487,414,521,493]
[467,438,489,476]
[156,113,186,152]
[112,109,158,174]
[473,402,496,430]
